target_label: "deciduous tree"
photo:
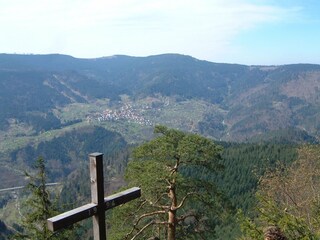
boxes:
[239,145,320,239]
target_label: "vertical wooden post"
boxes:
[90,153,107,240]
[47,152,140,239]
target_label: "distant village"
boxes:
[89,103,154,126]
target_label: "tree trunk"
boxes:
[168,209,176,240]
[168,183,177,240]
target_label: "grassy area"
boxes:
[0,121,89,153]
[0,97,220,153]
[93,98,219,143]
[98,121,153,144]
[0,99,110,153]
[151,99,212,130]
[54,98,110,123]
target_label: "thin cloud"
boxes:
[0,0,303,61]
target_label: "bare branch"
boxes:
[125,210,167,238]
[153,221,169,225]
[129,221,154,240]
[165,179,171,186]
[149,202,169,210]
[169,157,180,176]
[135,210,166,226]
[173,192,197,210]
[136,200,148,212]
[123,200,148,225]
[148,193,169,210]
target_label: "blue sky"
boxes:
[0,0,319,65]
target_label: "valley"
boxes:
[0,53,319,239]
[0,95,221,154]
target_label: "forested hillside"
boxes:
[0,126,127,190]
[0,54,319,239]
[0,53,319,141]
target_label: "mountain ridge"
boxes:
[0,53,319,142]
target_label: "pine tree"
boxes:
[13,157,72,240]
[109,125,229,240]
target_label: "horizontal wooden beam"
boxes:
[47,187,141,232]
[104,187,141,210]
[47,203,97,231]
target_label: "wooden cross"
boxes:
[47,152,141,240]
